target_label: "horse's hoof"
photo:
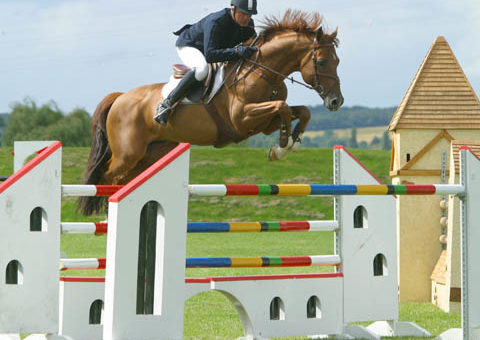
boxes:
[268,145,288,161]
[267,148,278,161]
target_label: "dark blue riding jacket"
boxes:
[175,8,256,63]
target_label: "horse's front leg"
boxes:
[290,105,311,151]
[241,101,293,161]
[241,100,292,147]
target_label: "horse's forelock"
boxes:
[323,31,340,48]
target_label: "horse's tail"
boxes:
[77,92,123,216]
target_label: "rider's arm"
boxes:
[204,22,239,63]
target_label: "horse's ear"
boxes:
[316,27,324,40]
[330,27,338,39]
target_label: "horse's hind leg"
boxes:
[105,154,142,185]
[104,140,149,185]
[116,141,179,183]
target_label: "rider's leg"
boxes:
[154,70,197,125]
[154,46,208,126]
[178,46,209,82]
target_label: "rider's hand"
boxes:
[236,46,258,59]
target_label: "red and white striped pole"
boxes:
[61,222,107,235]
[61,185,123,197]
[60,258,106,271]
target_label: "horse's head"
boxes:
[299,27,344,111]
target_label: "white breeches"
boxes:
[177,46,209,81]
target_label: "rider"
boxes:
[154,0,259,126]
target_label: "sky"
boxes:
[0,0,479,114]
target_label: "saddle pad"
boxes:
[161,64,225,105]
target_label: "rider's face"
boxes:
[233,9,252,27]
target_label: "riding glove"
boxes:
[236,46,258,59]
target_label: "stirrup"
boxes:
[154,102,172,126]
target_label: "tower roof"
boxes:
[389,36,480,131]
[451,141,480,174]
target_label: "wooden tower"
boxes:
[389,36,480,305]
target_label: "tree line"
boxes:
[307,105,396,130]
[1,99,91,147]
[248,128,392,150]
[0,99,393,149]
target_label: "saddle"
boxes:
[162,63,242,148]
[162,63,225,104]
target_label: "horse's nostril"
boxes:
[331,99,338,107]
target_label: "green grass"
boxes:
[0,145,460,339]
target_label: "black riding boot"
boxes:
[154,70,198,126]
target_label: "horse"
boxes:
[78,10,343,215]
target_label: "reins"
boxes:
[241,57,316,90]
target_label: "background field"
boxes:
[0,146,459,339]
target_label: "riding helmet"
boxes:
[231,0,257,15]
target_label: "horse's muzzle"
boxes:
[323,92,344,112]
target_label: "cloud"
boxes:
[0,0,479,112]
[447,0,480,80]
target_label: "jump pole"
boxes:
[60,220,338,234]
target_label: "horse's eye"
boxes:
[316,59,327,67]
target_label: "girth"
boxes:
[203,102,243,148]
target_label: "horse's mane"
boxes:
[259,9,339,46]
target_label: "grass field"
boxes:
[0,146,460,339]
[304,126,389,143]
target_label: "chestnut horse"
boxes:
[78,10,343,215]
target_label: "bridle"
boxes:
[306,38,341,96]
[230,36,340,98]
